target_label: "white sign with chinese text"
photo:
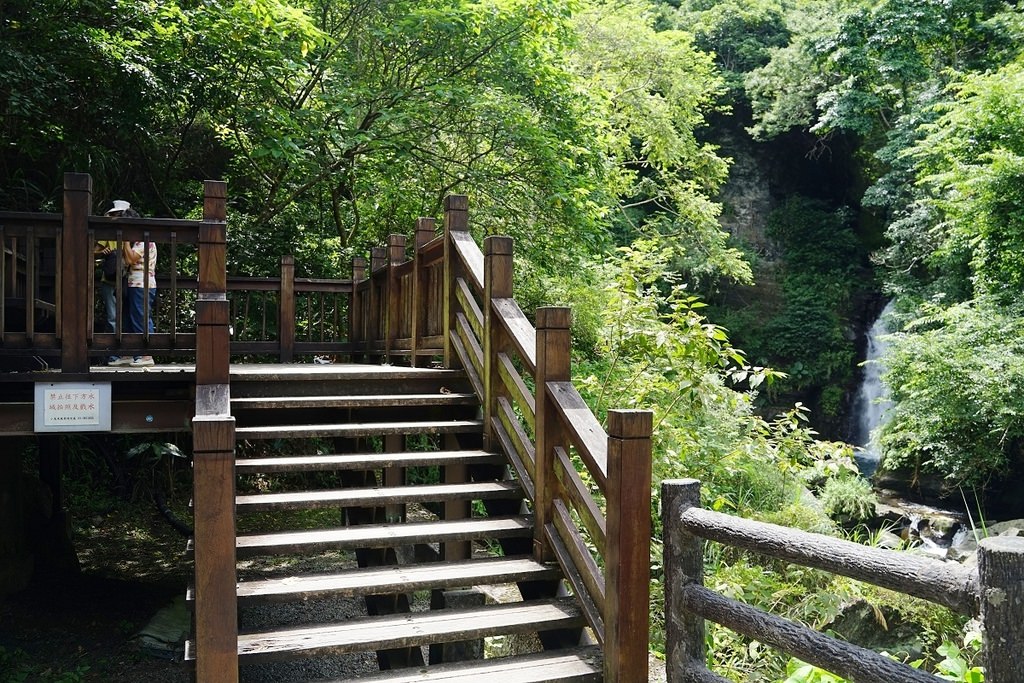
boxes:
[34,382,112,432]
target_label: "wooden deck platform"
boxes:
[0,363,463,435]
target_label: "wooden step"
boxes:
[229,598,585,664]
[236,481,522,513]
[216,556,561,604]
[234,450,504,473]
[232,516,533,557]
[326,646,603,682]
[235,419,482,441]
[231,393,478,409]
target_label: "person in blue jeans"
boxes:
[98,200,137,363]
[108,230,157,368]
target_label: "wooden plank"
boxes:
[551,500,605,617]
[497,396,536,482]
[492,298,537,374]
[547,514,605,644]
[235,450,503,473]
[455,277,484,341]
[547,381,608,490]
[227,363,465,381]
[455,312,483,379]
[449,230,484,293]
[497,351,535,431]
[490,416,535,503]
[330,646,603,682]
[234,556,560,603]
[235,516,534,557]
[235,598,584,663]
[554,446,607,554]
[236,481,523,512]
[450,331,485,401]
[230,393,477,409]
[235,419,483,441]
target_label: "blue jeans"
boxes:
[127,287,157,335]
[99,281,116,333]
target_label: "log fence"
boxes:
[662,478,1024,683]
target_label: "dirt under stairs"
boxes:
[185,364,602,682]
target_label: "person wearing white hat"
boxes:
[101,201,156,368]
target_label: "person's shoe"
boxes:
[108,356,133,366]
[130,356,155,367]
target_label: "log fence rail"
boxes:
[662,478,1024,683]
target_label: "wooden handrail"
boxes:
[662,478,1024,682]
[350,195,653,681]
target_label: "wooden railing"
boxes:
[661,478,1024,683]
[354,196,654,682]
[0,177,353,368]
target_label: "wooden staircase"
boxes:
[186,364,603,681]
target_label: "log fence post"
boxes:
[443,195,468,369]
[482,236,513,451]
[605,409,653,683]
[533,306,571,562]
[662,479,709,682]
[278,255,295,363]
[61,172,91,373]
[978,535,1024,683]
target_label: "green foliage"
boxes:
[726,196,868,393]
[880,298,1024,488]
[672,0,790,99]
[783,659,846,683]
[818,475,877,525]
[570,1,750,284]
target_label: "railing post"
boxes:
[606,409,652,683]
[443,195,468,369]
[197,180,228,385]
[662,479,709,682]
[369,246,387,354]
[483,236,513,451]
[192,398,237,683]
[386,234,406,362]
[61,172,91,373]
[350,256,366,362]
[978,536,1024,683]
[410,217,435,367]
[193,179,236,682]
[279,255,295,363]
[534,306,571,562]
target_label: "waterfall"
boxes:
[852,301,895,476]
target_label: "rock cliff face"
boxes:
[704,122,879,440]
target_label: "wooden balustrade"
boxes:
[350,197,654,681]
[662,478,1024,683]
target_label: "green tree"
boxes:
[881,299,1024,489]
[569,0,750,284]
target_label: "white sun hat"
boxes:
[105,200,131,215]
